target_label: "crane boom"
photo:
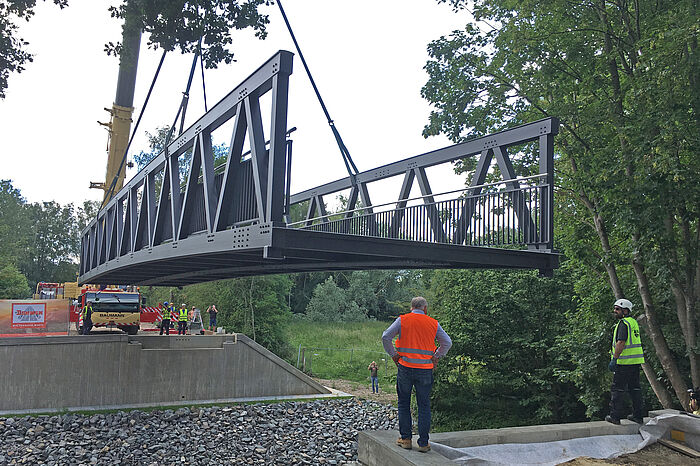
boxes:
[90,11,142,203]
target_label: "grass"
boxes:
[285,320,398,383]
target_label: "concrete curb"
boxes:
[0,388,353,416]
[359,418,649,465]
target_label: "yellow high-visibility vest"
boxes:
[612,317,645,365]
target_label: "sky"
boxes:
[0,0,472,209]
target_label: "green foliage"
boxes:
[0,263,29,299]
[0,179,29,263]
[291,270,422,321]
[431,269,585,429]
[424,0,699,407]
[0,180,91,290]
[306,276,367,323]
[285,320,396,383]
[142,275,293,358]
[0,0,68,99]
[105,0,269,68]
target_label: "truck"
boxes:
[75,285,142,335]
[34,282,143,335]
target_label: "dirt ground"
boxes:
[314,377,396,405]
[563,441,700,465]
[316,378,700,465]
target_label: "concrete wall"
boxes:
[0,334,328,412]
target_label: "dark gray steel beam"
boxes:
[290,118,559,204]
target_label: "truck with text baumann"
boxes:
[76,285,141,335]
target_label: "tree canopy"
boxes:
[0,0,270,98]
[423,0,699,408]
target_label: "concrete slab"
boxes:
[359,419,645,465]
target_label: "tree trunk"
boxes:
[665,214,700,386]
[636,314,675,409]
[631,240,690,409]
[576,178,675,406]
[641,360,674,408]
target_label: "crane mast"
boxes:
[90,12,142,203]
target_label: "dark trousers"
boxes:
[610,364,644,419]
[397,364,434,447]
[82,320,92,335]
[160,319,170,335]
[178,321,187,335]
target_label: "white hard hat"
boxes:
[614,298,634,311]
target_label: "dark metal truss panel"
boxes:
[79,50,560,287]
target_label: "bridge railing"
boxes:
[288,175,549,248]
[288,118,558,252]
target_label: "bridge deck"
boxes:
[82,228,558,286]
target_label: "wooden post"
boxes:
[301,348,306,372]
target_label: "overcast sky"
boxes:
[0,0,471,208]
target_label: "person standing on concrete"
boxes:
[177,303,188,335]
[606,298,645,425]
[207,304,218,332]
[160,301,172,335]
[382,296,452,452]
[81,301,93,335]
[368,361,379,393]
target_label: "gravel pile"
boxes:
[0,399,396,465]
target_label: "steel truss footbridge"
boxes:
[79,51,559,287]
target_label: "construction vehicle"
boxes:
[35,281,143,335]
[75,285,142,335]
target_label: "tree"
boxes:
[430,269,584,429]
[0,263,29,298]
[0,179,30,264]
[424,0,699,409]
[1,1,270,99]
[105,0,270,68]
[21,200,80,286]
[0,0,68,98]
[306,276,368,323]
[143,275,293,358]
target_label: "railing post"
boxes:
[539,132,555,251]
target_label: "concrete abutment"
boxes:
[0,334,330,414]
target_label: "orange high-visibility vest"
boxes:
[395,312,438,369]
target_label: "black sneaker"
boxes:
[627,414,644,424]
[605,415,620,425]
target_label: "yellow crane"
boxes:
[90,15,142,203]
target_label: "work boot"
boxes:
[605,415,620,425]
[626,414,644,424]
[396,438,412,450]
[417,443,431,453]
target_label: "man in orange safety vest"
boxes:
[382,296,452,453]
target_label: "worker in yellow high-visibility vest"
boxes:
[605,299,645,425]
[82,301,93,335]
[160,301,173,335]
[177,303,188,335]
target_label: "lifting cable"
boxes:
[276,0,360,185]
[199,42,208,112]
[99,49,168,210]
[175,40,202,138]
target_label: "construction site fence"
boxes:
[0,299,70,337]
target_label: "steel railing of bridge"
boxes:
[290,175,548,248]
